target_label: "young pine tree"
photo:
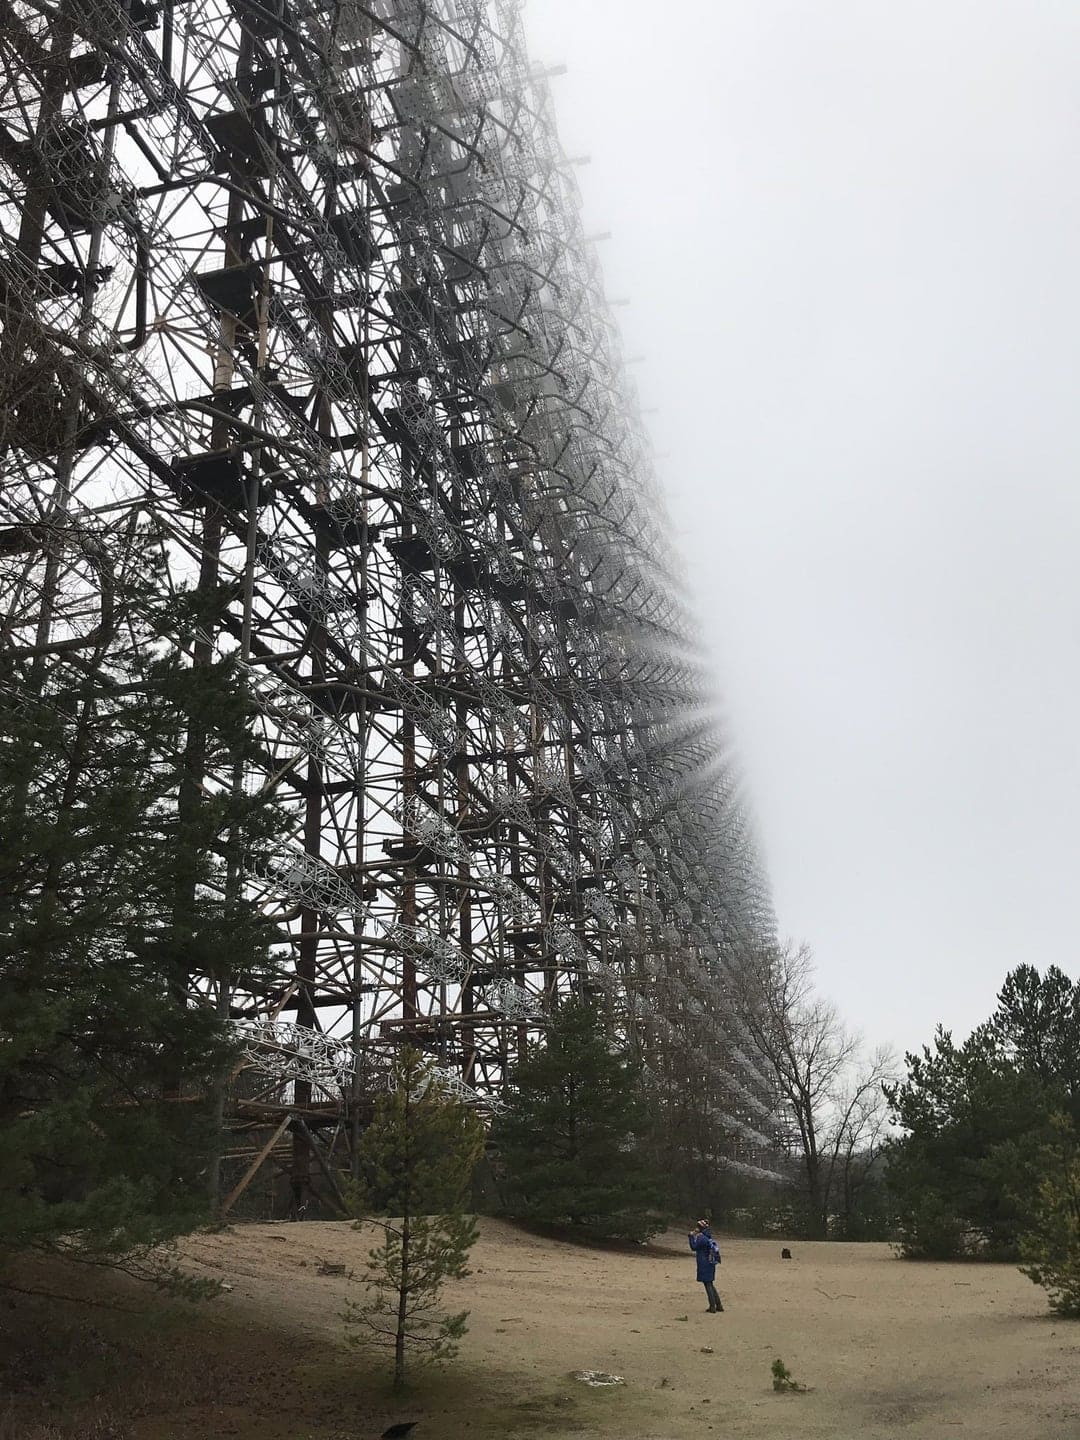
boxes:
[491,997,665,1243]
[345,1049,485,1391]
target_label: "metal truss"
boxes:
[0,0,783,1209]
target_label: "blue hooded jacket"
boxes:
[689,1225,717,1282]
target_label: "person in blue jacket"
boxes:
[689,1218,724,1312]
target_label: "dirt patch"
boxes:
[3,1223,1079,1439]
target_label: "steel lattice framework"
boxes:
[0,0,782,1211]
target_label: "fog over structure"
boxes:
[0,0,781,1210]
[526,0,1080,1051]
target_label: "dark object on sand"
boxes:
[382,1425,419,1440]
[781,1247,792,1260]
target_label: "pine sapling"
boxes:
[344,1049,484,1391]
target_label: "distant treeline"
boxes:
[709,963,1080,1316]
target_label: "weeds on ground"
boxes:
[771,1357,808,1393]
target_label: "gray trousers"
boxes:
[703,1280,721,1309]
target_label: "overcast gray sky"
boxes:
[524,0,1080,1057]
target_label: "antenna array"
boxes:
[0,0,782,1209]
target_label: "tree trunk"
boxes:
[394,1213,410,1391]
[803,1151,829,1239]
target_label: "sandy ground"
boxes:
[173,1218,1080,1440]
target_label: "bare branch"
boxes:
[728,938,896,1236]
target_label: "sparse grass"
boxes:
[452,1380,652,1438]
[0,1408,132,1440]
[0,1270,222,1440]
[0,1255,660,1440]
[294,1348,654,1439]
[17,1224,1069,1440]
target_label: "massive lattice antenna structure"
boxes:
[1,0,781,1213]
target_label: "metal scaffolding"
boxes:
[0,0,782,1212]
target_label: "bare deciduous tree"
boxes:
[734,941,895,1237]
[829,1049,895,1237]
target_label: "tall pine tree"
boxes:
[491,998,665,1242]
[0,523,282,1284]
[886,965,1080,1260]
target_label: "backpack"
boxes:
[708,1238,722,1266]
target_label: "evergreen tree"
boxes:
[1020,1115,1080,1317]
[884,1026,1048,1258]
[0,526,281,1285]
[491,997,665,1242]
[982,965,1080,1117]
[886,966,1080,1260]
[344,1049,484,1391]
